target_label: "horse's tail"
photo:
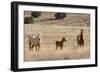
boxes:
[77,35,80,42]
[55,41,58,50]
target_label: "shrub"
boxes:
[24,16,34,24]
[55,13,66,20]
[31,11,41,18]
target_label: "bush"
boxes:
[55,13,66,20]
[24,16,34,24]
[31,11,41,18]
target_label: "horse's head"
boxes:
[81,29,84,34]
[62,37,66,42]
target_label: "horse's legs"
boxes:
[35,45,37,51]
[60,46,63,50]
[29,42,31,51]
[56,45,58,50]
[31,44,34,51]
[31,44,34,48]
[37,44,40,51]
[77,40,81,47]
[79,39,84,47]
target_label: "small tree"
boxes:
[55,13,66,20]
[31,11,41,18]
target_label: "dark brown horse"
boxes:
[77,29,84,47]
[56,37,66,50]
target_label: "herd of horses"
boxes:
[28,29,84,51]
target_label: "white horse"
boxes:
[29,32,41,51]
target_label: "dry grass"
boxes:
[24,12,90,61]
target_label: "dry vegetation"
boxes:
[24,12,90,61]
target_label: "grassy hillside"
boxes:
[24,12,90,61]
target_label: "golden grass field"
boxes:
[24,12,90,61]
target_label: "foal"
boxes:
[56,37,66,50]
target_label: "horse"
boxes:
[77,29,84,47]
[28,33,41,51]
[56,37,66,50]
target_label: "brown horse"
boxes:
[77,29,84,47]
[56,37,66,50]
